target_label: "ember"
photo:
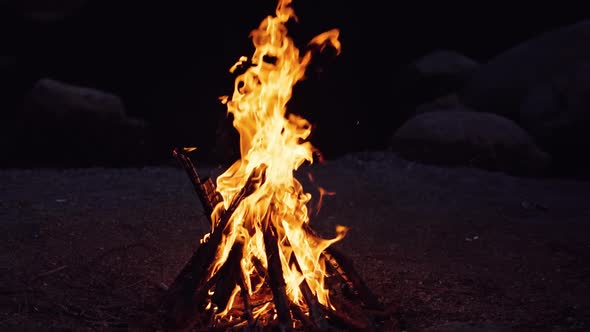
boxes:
[157,0,385,330]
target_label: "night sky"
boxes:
[3,1,588,163]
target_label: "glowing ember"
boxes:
[209,0,346,322]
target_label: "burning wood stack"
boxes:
[155,1,387,330]
[157,148,385,331]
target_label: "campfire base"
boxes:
[158,246,387,331]
[165,279,384,331]
[154,148,389,331]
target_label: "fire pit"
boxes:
[155,0,386,330]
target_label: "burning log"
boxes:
[236,262,255,326]
[262,208,293,330]
[294,265,329,330]
[209,240,245,319]
[158,165,267,329]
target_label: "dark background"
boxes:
[1,1,588,166]
[3,4,590,332]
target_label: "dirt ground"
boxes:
[1,151,589,331]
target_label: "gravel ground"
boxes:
[1,150,589,331]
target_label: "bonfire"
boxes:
[157,0,385,330]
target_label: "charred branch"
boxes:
[263,210,293,331]
[297,268,328,330]
[237,265,255,327]
[323,247,384,311]
[289,302,314,330]
[302,223,384,312]
[172,147,223,219]
[210,241,244,314]
[252,256,268,281]
[285,238,329,330]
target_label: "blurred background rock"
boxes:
[1,0,588,178]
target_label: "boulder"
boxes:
[390,110,551,176]
[11,78,152,167]
[460,20,590,118]
[520,62,590,139]
[413,49,479,79]
[24,78,132,123]
[398,49,479,108]
[11,0,88,22]
[519,62,590,175]
[415,94,469,114]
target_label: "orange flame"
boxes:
[208,0,346,321]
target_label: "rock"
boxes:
[25,78,131,123]
[519,62,590,138]
[398,50,479,108]
[519,62,590,175]
[415,94,469,114]
[414,49,480,78]
[12,78,152,166]
[460,20,590,118]
[11,0,88,22]
[457,20,590,177]
[390,110,551,176]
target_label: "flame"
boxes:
[207,0,346,321]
